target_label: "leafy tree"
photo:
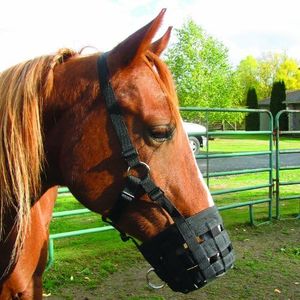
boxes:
[245,88,259,131]
[270,81,288,130]
[236,56,259,102]
[236,53,300,101]
[276,58,300,90]
[256,53,285,97]
[165,19,243,123]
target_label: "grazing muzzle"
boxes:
[98,52,235,293]
[139,206,234,293]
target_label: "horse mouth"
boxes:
[138,206,235,293]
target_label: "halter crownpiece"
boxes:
[97,52,235,293]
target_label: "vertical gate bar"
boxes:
[46,238,54,271]
[275,111,281,219]
[205,110,210,187]
[249,204,254,225]
[268,111,273,221]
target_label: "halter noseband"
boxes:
[97,52,235,293]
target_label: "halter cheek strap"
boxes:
[97,52,140,168]
[97,52,193,236]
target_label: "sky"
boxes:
[1,0,300,71]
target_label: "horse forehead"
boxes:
[114,63,168,104]
[132,65,167,101]
[130,74,171,120]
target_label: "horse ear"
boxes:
[150,26,172,56]
[108,9,166,73]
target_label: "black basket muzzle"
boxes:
[139,206,234,293]
[97,52,235,293]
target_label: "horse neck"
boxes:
[41,55,100,187]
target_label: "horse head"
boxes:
[44,9,234,293]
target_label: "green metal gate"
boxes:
[274,109,300,219]
[47,107,300,269]
[181,107,274,224]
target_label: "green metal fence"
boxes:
[47,107,300,269]
[47,188,114,270]
[181,107,274,225]
[274,109,300,219]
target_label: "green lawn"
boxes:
[44,135,300,298]
[44,197,299,298]
[206,134,300,153]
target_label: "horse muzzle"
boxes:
[138,206,234,293]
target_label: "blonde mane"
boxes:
[0,48,77,267]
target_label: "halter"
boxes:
[97,52,235,293]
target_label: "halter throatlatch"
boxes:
[97,52,235,293]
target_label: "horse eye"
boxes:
[148,125,174,143]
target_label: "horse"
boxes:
[0,9,234,299]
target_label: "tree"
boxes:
[270,81,288,130]
[276,58,300,90]
[236,53,300,101]
[256,53,285,98]
[236,56,259,102]
[165,19,243,123]
[245,88,259,131]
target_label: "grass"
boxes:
[43,135,300,299]
[206,134,300,152]
[44,232,139,291]
[44,211,300,299]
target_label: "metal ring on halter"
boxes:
[127,161,150,178]
[146,268,166,290]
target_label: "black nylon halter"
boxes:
[97,52,235,293]
[97,52,198,240]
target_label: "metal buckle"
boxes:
[146,268,166,290]
[120,190,135,202]
[127,162,150,179]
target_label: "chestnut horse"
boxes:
[0,9,234,299]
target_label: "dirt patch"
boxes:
[46,220,300,300]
